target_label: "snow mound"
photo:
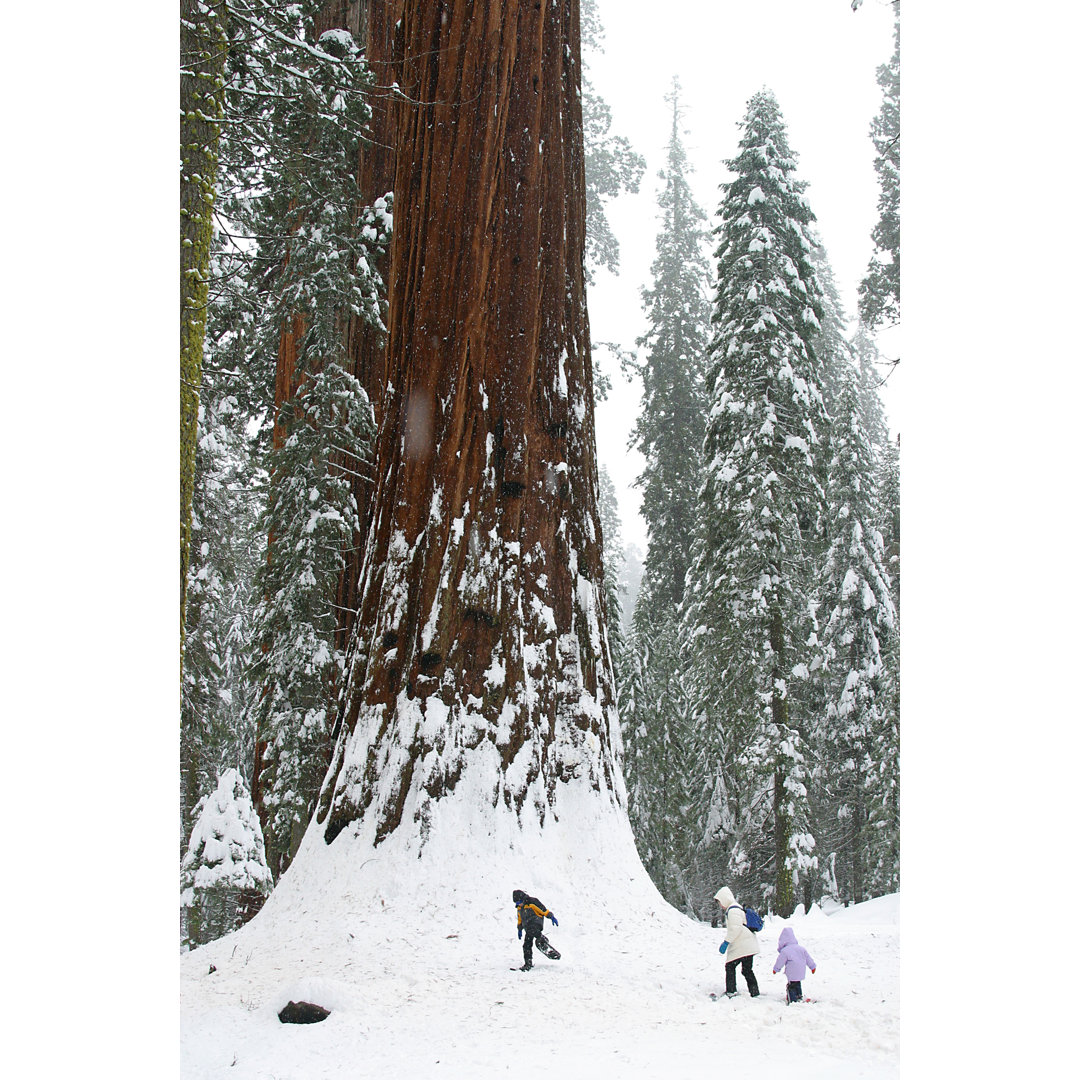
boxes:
[826,892,899,926]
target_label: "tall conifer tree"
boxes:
[869,428,900,896]
[620,82,711,912]
[181,388,261,856]
[180,1,392,891]
[858,10,900,330]
[816,366,897,903]
[629,81,711,617]
[684,89,828,916]
[251,363,376,879]
[597,465,628,692]
[580,0,646,282]
[850,324,891,455]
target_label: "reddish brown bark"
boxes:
[318,0,622,847]
[333,0,406,662]
[250,308,307,844]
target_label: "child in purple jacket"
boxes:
[773,926,817,1003]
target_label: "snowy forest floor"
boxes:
[180,888,899,1079]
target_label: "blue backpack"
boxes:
[733,904,763,932]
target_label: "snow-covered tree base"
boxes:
[180,785,898,1078]
[181,780,668,979]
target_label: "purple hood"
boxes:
[773,926,816,981]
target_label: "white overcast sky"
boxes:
[586,0,898,552]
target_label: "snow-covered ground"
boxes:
[181,895,898,1079]
[180,800,899,1079]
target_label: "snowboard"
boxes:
[513,934,561,969]
[535,936,561,960]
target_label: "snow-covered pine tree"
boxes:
[597,464,628,692]
[617,82,712,913]
[790,244,852,909]
[858,9,900,330]
[775,245,900,909]
[624,605,708,915]
[816,364,897,903]
[580,0,646,282]
[842,322,898,900]
[181,769,273,949]
[850,323,891,456]
[183,1,381,657]
[620,542,645,632]
[250,363,375,879]
[181,389,262,859]
[868,426,899,897]
[216,0,390,416]
[684,89,828,917]
[810,247,858,426]
[877,431,899,614]
[194,1,392,881]
[629,80,711,619]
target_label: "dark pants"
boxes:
[523,930,550,965]
[786,980,803,1003]
[523,929,538,966]
[523,930,559,967]
[725,955,759,996]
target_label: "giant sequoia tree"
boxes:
[314,0,625,850]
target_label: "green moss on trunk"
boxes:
[180,0,226,660]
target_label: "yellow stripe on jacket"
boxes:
[517,902,550,928]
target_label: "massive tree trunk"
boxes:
[317,0,624,850]
[180,0,226,659]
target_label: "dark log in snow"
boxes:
[278,1000,332,1024]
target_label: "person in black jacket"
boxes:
[512,889,561,970]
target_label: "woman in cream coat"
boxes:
[715,885,760,997]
